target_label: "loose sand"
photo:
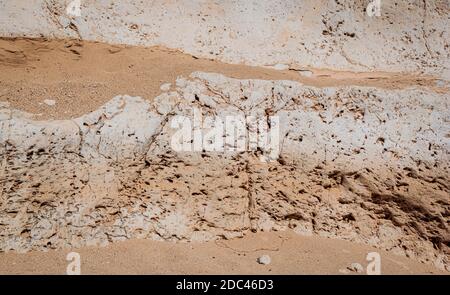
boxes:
[0,230,446,275]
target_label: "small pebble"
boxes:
[257,255,271,265]
[271,64,289,71]
[43,99,56,106]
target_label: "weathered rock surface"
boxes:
[0,72,449,271]
[0,1,448,78]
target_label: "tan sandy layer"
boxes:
[0,231,445,275]
[0,37,446,120]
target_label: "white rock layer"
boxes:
[0,0,448,78]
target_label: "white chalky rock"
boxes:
[436,80,447,87]
[160,83,171,91]
[1,1,448,77]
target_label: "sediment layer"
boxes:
[1,72,448,270]
[1,1,449,77]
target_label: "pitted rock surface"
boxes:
[0,1,449,78]
[0,72,449,271]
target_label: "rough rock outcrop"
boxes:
[0,0,449,78]
[1,72,448,270]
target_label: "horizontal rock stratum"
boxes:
[0,0,449,78]
[0,72,448,270]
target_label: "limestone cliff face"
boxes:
[0,0,449,78]
[1,72,448,270]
